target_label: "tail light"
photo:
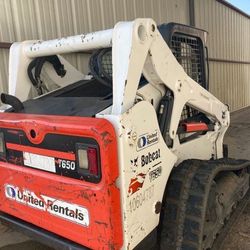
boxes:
[87,148,99,175]
[76,144,100,182]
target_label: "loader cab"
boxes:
[158,22,209,90]
[157,23,211,147]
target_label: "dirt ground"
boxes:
[0,107,250,250]
[220,202,250,250]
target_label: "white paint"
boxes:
[25,29,113,58]
[23,152,56,173]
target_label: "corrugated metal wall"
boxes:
[194,0,250,111]
[0,0,189,95]
[0,0,249,111]
[0,48,8,94]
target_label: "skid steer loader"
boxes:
[0,19,249,250]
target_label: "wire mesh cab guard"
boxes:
[158,23,209,90]
[155,23,211,147]
[158,23,209,124]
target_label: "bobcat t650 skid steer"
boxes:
[0,19,249,250]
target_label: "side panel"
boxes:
[0,113,123,250]
[104,101,222,249]
[103,101,178,249]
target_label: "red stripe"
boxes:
[6,143,75,161]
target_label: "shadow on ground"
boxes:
[0,241,54,250]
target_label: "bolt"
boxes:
[151,24,155,32]
[132,132,137,141]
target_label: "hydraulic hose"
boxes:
[1,93,24,112]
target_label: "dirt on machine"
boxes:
[0,18,249,250]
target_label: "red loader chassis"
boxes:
[0,113,123,250]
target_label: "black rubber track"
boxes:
[158,158,250,250]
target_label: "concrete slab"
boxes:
[224,107,250,160]
[0,223,30,248]
[221,107,250,250]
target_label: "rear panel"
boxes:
[0,113,122,250]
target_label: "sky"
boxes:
[226,0,250,15]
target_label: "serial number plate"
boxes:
[23,152,56,173]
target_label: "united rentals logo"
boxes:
[137,131,159,151]
[5,184,89,227]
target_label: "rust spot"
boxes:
[47,185,66,192]
[107,189,111,196]
[127,242,131,250]
[107,241,115,250]
[155,201,162,214]
[100,131,113,147]
[9,156,23,165]
[95,220,108,228]
[80,34,86,43]
[24,175,34,183]
[79,190,91,202]
[91,127,99,134]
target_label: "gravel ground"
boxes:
[0,107,250,250]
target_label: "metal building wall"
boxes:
[194,0,250,111]
[0,49,8,94]
[0,0,189,94]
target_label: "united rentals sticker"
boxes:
[137,131,159,151]
[5,184,89,227]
